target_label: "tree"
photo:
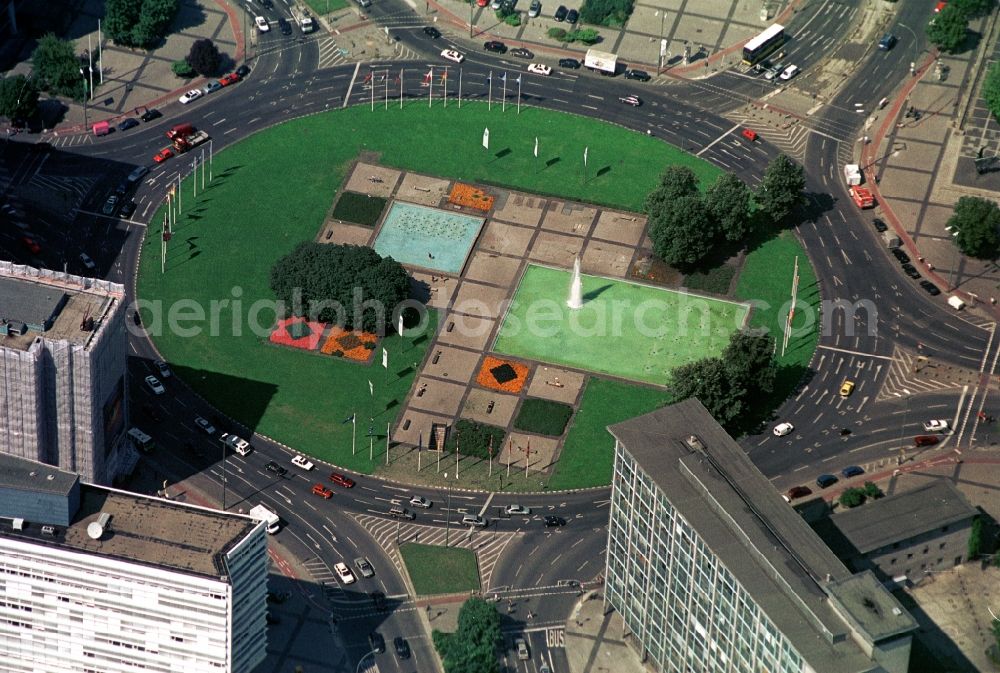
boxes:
[104,0,179,49]
[30,34,86,100]
[861,481,883,500]
[0,75,40,123]
[579,0,634,27]
[984,62,1000,122]
[669,358,740,425]
[948,196,1000,259]
[968,516,983,559]
[705,172,753,243]
[722,330,775,396]
[644,165,699,216]
[756,154,805,223]
[927,4,969,54]
[432,597,501,673]
[648,195,717,268]
[171,59,195,78]
[269,243,410,333]
[839,488,865,508]
[187,39,222,76]
[954,0,995,17]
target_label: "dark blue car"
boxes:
[816,474,838,488]
[841,465,864,479]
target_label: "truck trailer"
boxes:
[249,504,281,534]
[166,123,211,153]
[584,49,617,74]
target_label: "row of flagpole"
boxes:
[160,141,214,273]
[360,67,527,113]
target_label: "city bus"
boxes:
[742,24,785,66]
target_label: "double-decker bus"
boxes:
[742,24,785,66]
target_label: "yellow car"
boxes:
[839,380,855,397]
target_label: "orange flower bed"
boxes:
[448,183,494,212]
[320,326,378,362]
[476,355,529,393]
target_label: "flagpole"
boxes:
[385,422,390,465]
[369,436,373,461]
[437,435,441,472]
[385,69,389,109]
[443,69,447,108]
[371,71,375,111]
[506,438,511,478]
[525,439,530,477]
[418,432,422,472]
[352,412,356,455]
[458,68,462,108]
[428,66,433,108]
[455,433,459,479]
[488,435,493,478]
[501,73,506,112]
[488,71,492,111]
[400,67,404,109]
[517,76,521,114]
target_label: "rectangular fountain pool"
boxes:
[373,201,485,274]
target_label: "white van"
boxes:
[127,427,154,452]
[221,433,252,456]
[947,295,966,310]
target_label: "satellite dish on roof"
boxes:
[86,512,111,540]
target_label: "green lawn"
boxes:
[400,543,480,596]
[494,265,749,385]
[545,378,672,490]
[513,398,574,436]
[301,0,349,15]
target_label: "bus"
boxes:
[742,24,785,66]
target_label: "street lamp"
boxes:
[945,225,961,290]
[444,471,452,546]
[355,650,379,673]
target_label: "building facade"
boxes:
[0,456,269,673]
[606,399,917,673]
[0,261,130,485]
[830,479,977,582]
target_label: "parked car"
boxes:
[505,504,531,515]
[923,419,949,432]
[914,435,940,447]
[919,280,941,296]
[179,89,202,104]
[312,484,333,499]
[394,636,410,659]
[291,455,314,470]
[236,64,252,78]
[265,461,288,476]
[255,16,270,32]
[330,472,355,488]
[117,118,139,132]
[144,375,165,395]
[816,474,838,488]
[441,49,465,63]
[153,147,174,163]
[565,7,578,22]
[559,57,580,69]
[423,26,442,38]
[527,63,551,75]
[891,248,910,264]
[79,253,96,270]
[334,562,356,585]
[554,4,568,19]
[409,495,432,508]
[528,0,541,17]
[202,81,223,95]
[841,465,865,478]
[624,68,651,81]
[219,73,241,86]
[872,217,888,232]
[101,194,120,216]
[140,108,162,122]
[785,485,812,500]
[484,40,507,54]
[901,263,921,279]
[773,422,794,437]
[194,416,216,435]
[839,380,854,397]
[368,631,385,653]
[355,557,375,578]
[544,515,566,527]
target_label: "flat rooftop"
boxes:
[0,485,258,579]
[608,399,917,673]
[0,263,123,352]
[831,479,977,554]
[0,453,78,496]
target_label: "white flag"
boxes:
[583,146,589,166]
[516,75,522,85]
[382,348,388,369]
[483,127,490,149]
[368,380,374,396]
[397,313,404,336]
[533,137,538,158]
[501,72,507,82]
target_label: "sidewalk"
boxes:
[564,592,645,673]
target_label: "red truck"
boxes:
[849,185,875,209]
[165,123,210,153]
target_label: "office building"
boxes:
[831,479,977,582]
[0,261,130,485]
[0,454,269,673]
[606,398,917,673]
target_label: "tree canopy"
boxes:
[649,195,717,267]
[432,597,502,673]
[0,75,40,123]
[949,196,1000,259]
[187,39,222,76]
[953,0,995,17]
[926,4,969,54]
[104,0,179,49]
[706,172,753,242]
[668,330,776,431]
[982,62,1000,122]
[31,35,86,100]
[269,242,410,333]
[756,154,805,223]
[579,0,634,27]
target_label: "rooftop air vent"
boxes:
[86,512,112,540]
[684,435,705,451]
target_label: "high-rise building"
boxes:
[606,399,917,673]
[0,454,269,673]
[0,261,130,485]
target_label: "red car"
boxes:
[476,0,488,6]
[329,472,355,488]
[785,485,812,500]
[913,435,940,447]
[20,236,40,254]
[312,484,333,499]
[219,73,240,87]
[153,147,174,163]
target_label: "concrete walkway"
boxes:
[564,593,646,673]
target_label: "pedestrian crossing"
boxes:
[355,513,517,592]
[48,133,94,149]
[301,555,349,603]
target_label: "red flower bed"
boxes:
[269,317,326,351]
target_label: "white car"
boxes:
[923,419,949,432]
[255,16,270,32]
[155,360,171,378]
[504,504,531,515]
[195,416,217,435]
[79,253,96,270]
[773,422,794,437]
[221,433,251,456]
[440,49,464,63]
[334,562,356,585]
[779,64,799,80]
[409,495,432,508]
[619,95,641,107]
[527,63,551,76]
[179,89,202,104]
[144,375,165,395]
[291,455,314,470]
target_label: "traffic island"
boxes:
[400,543,481,596]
